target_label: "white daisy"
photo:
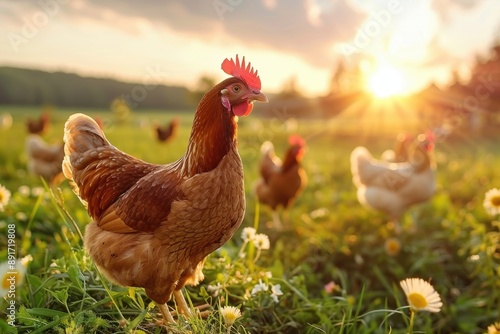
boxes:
[0,184,11,211]
[220,305,242,327]
[253,233,270,250]
[484,188,500,216]
[400,278,443,313]
[1,255,33,298]
[241,227,256,242]
[487,322,500,333]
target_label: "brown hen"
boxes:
[255,135,307,229]
[62,55,267,323]
[26,111,51,135]
[154,118,179,143]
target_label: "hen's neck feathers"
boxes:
[409,144,434,172]
[281,147,300,172]
[181,79,239,177]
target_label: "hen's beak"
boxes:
[248,91,268,103]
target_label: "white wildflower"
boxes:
[15,212,28,221]
[0,184,11,211]
[251,279,268,295]
[18,185,30,197]
[241,227,256,242]
[31,187,44,197]
[253,233,270,250]
[270,284,283,303]
[207,282,223,297]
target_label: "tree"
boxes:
[329,60,346,94]
[279,76,302,99]
[190,75,216,104]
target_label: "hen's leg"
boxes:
[272,211,283,230]
[283,208,291,225]
[173,290,192,317]
[173,290,211,318]
[158,303,175,323]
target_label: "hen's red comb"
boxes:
[221,55,261,92]
[288,135,305,148]
[425,130,436,143]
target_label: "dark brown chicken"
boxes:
[62,55,267,323]
[255,135,307,228]
[26,112,50,135]
[154,118,179,143]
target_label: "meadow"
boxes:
[0,105,499,334]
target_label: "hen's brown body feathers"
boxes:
[63,72,267,318]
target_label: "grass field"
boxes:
[0,105,499,333]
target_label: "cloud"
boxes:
[4,0,366,68]
[431,0,485,22]
[1,0,498,94]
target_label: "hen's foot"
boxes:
[273,211,283,230]
[173,290,211,319]
[157,303,175,324]
[171,302,211,319]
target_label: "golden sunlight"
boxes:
[367,65,407,98]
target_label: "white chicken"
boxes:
[26,134,65,184]
[350,133,436,227]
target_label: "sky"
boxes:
[1,0,499,97]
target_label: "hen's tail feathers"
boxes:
[350,146,372,187]
[62,113,109,199]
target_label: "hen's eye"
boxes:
[232,85,241,93]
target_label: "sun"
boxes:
[367,65,407,98]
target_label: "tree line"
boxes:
[0,66,196,110]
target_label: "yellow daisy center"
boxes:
[490,195,500,207]
[225,313,238,323]
[0,192,4,202]
[408,292,428,309]
[2,271,20,289]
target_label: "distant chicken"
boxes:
[26,112,50,135]
[255,135,307,228]
[154,118,180,143]
[380,133,413,162]
[350,133,436,228]
[62,55,267,323]
[25,134,65,184]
